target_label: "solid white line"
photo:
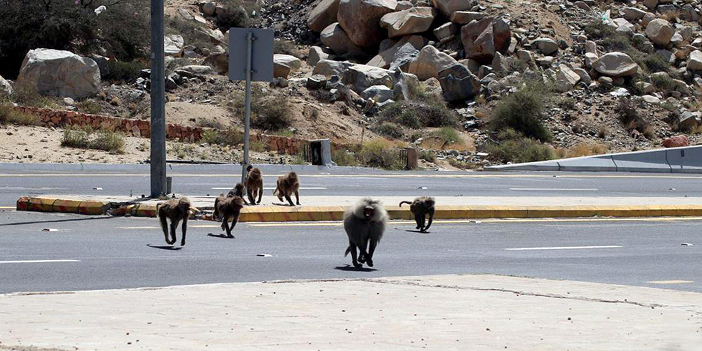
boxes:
[509,188,598,191]
[0,259,81,264]
[505,245,622,251]
[211,187,327,190]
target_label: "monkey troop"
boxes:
[343,198,388,268]
[157,197,192,246]
[228,182,249,205]
[399,196,436,233]
[273,171,301,206]
[244,165,263,205]
[213,193,245,238]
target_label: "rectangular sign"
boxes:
[228,27,274,82]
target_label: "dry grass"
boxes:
[555,142,609,158]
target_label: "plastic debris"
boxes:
[418,186,428,190]
[257,254,272,257]
[93,187,103,190]
[42,228,59,232]
[94,5,106,15]
[681,243,693,246]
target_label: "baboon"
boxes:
[244,165,263,205]
[273,171,300,206]
[213,194,245,238]
[343,198,388,268]
[399,197,435,232]
[227,182,249,205]
[157,197,191,246]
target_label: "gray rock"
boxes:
[320,23,365,56]
[16,48,100,99]
[178,65,213,75]
[687,50,702,72]
[533,38,559,55]
[642,95,660,104]
[0,75,12,96]
[679,111,700,131]
[338,0,397,47]
[621,7,646,20]
[313,59,354,77]
[203,53,229,75]
[555,64,580,92]
[407,45,457,80]
[681,4,700,22]
[437,63,481,102]
[643,0,658,10]
[517,50,532,63]
[592,52,639,77]
[343,64,394,93]
[274,54,302,71]
[380,6,435,38]
[308,46,331,66]
[433,22,458,41]
[165,34,184,57]
[90,55,110,79]
[308,0,340,32]
[571,67,592,85]
[361,85,394,103]
[645,19,674,47]
[306,74,328,90]
[461,17,511,63]
[366,35,424,71]
[202,2,216,16]
[450,11,484,25]
[432,0,476,17]
[395,1,413,10]
[584,41,597,54]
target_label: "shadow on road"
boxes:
[0,216,115,227]
[334,265,377,272]
[147,244,182,250]
[405,229,430,234]
[207,233,234,239]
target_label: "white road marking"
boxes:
[505,245,622,251]
[211,187,327,190]
[0,259,80,264]
[647,280,694,285]
[118,226,159,229]
[509,188,598,191]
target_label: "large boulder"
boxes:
[308,46,331,66]
[592,52,639,77]
[308,0,340,32]
[432,0,476,17]
[437,63,480,102]
[555,65,581,92]
[433,22,458,41]
[662,135,689,148]
[0,75,12,96]
[343,64,394,93]
[361,85,394,103]
[450,11,484,25]
[367,35,425,70]
[645,19,674,47]
[320,23,365,56]
[461,17,511,64]
[621,7,646,20]
[687,50,702,71]
[165,34,184,57]
[16,49,100,99]
[338,0,397,47]
[380,6,436,38]
[313,59,354,77]
[407,45,457,80]
[274,54,302,71]
[532,38,558,55]
[203,53,229,74]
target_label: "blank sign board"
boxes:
[228,28,274,82]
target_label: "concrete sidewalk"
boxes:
[15,194,702,221]
[1,274,700,350]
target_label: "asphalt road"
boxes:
[1,210,699,293]
[2,164,702,206]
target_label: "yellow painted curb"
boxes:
[53,199,82,213]
[134,204,158,218]
[28,197,56,212]
[78,201,110,215]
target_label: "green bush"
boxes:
[90,130,125,153]
[231,91,292,131]
[202,128,243,146]
[616,98,651,136]
[166,16,214,52]
[358,140,404,170]
[77,100,101,114]
[61,127,91,149]
[556,97,575,110]
[331,148,360,167]
[372,122,404,139]
[419,150,436,163]
[643,54,670,73]
[274,40,299,57]
[430,127,461,144]
[11,81,54,107]
[490,82,552,142]
[601,33,632,51]
[105,60,147,82]
[378,100,459,129]
[651,74,676,92]
[0,103,40,126]
[583,20,615,40]
[215,0,260,30]
[486,129,554,163]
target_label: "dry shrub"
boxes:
[556,142,609,158]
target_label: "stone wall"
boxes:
[13,106,309,155]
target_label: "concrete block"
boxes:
[667,146,702,173]
[611,149,671,173]
[557,156,617,172]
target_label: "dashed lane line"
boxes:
[647,280,694,285]
[2,173,702,179]
[505,245,622,251]
[0,259,80,264]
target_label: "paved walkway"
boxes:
[1,274,700,350]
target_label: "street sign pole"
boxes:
[228,28,273,184]
[150,0,166,198]
[241,32,253,184]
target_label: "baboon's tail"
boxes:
[399,201,412,207]
[344,246,351,257]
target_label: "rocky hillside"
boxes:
[1,0,702,169]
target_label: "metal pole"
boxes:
[241,31,253,184]
[150,0,167,197]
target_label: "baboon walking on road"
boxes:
[343,198,388,268]
[273,171,300,206]
[244,165,263,205]
[228,182,249,205]
[157,197,191,246]
[399,197,435,232]
[213,194,245,238]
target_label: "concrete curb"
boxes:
[16,197,702,220]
